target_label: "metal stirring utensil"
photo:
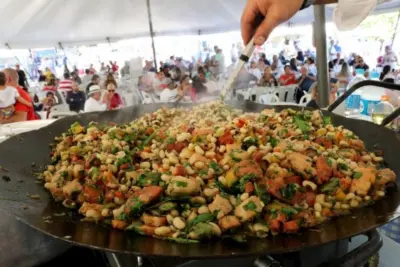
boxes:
[220,37,255,100]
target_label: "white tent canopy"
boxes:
[0,0,399,49]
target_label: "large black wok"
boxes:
[0,94,400,258]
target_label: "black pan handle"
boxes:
[328,80,400,126]
[322,229,382,267]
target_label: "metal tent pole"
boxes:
[5,43,35,86]
[391,11,400,47]
[146,0,158,71]
[313,5,329,107]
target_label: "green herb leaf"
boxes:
[294,115,310,134]
[241,137,259,150]
[280,184,297,200]
[209,161,223,175]
[187,213,215,230]
[281,207,298,218]
[176,181,188,187]
[270,137,278,148]
[243,201,257,211]
[323,116,332,126]
[320,178,340,195]
[353,172,363,179]
[254,183,271,205]
[338,163,348,171]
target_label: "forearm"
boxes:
[0,111,27,124]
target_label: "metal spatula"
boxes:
[220,37,255,101]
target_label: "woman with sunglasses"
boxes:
[106,83,124,110]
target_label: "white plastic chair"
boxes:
[140,91,156,104]
[259,94,279,105]
[250,87,277,102]
[299,93,312,106]
[277,85,296,102]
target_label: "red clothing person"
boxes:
[279,66,297,86]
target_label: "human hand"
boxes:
[241,0,303,45]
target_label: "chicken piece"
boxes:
[376,168,396,186]
[283,221,299,233]
[350,167,376,196]
[234,196,264,222]
[338,149,359,161]
[311,110,323,126]
[79,202,103,214]
[208,194,233,215]
[141,213,168,227]
[112,220,128,230]
[275,140,292,153]
[348,139,365,151]
[218,216,241,231]
[132,186,163,204]
[234,160,263,179]
[266,163,289,180]
[166,176,199,197]
[189,153,209,165]
[192,127,214,136]
[283,152,316,180]
[315,156,333,184]
[226,144,241,153]
[62,179,83,197]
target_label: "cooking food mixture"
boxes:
[41,102,396,243]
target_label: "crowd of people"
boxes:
[0,62,127,123]
[1,37,399,124]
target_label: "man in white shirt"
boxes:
[84,85,109,113]
[159,81,178,102]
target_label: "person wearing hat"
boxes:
[85,74,101,95]
[84,84,109,112]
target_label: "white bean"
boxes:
[219,145,226,153]
[240,193,249,201]
[302,181,317,191]
[194,161,205,169]
[209,222,222,236]
[345,193,355,201]
[198,206,210,214]
[322,202,333,208]
[159,150,166,159]
[155,226,172,236]
[316,194,325,204]
[173,217,186,230]
[101,208,111,217]
[377,191,385,197]
[350,199,359,208]
[314,203,322,212]
[195,146,205,155]
[341,204,350,210]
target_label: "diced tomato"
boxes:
[322,208,335,217]
[158,130,167,140]
[166,142,188,153]
[315,156,333,184]
[256,128,265,135]
[284,176,302,185]
[333,169,345,178]
[266,178,285,197]
[252,151,265,162]
[143,146,151,152]
[83,186,102,203]
[105,190,115,203]
[305,191,316,206]
[276,213,287,223]
[115,191,124,199]
[269,219,281,233]
[112,220,128,230]
[146,128,154,134]
[283,220,299,233]
[236,119,246,128]
[119,163,130,170]
[173,165,186,176]
[218,131,234,145]
[244,182,254,193]
[133,186,163,204]
[339,177,352,192]
[315,137,333,148]
[273,147,281,152]
[71,155,79,162]
[291,191,306,205]
[336,132,344,141]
